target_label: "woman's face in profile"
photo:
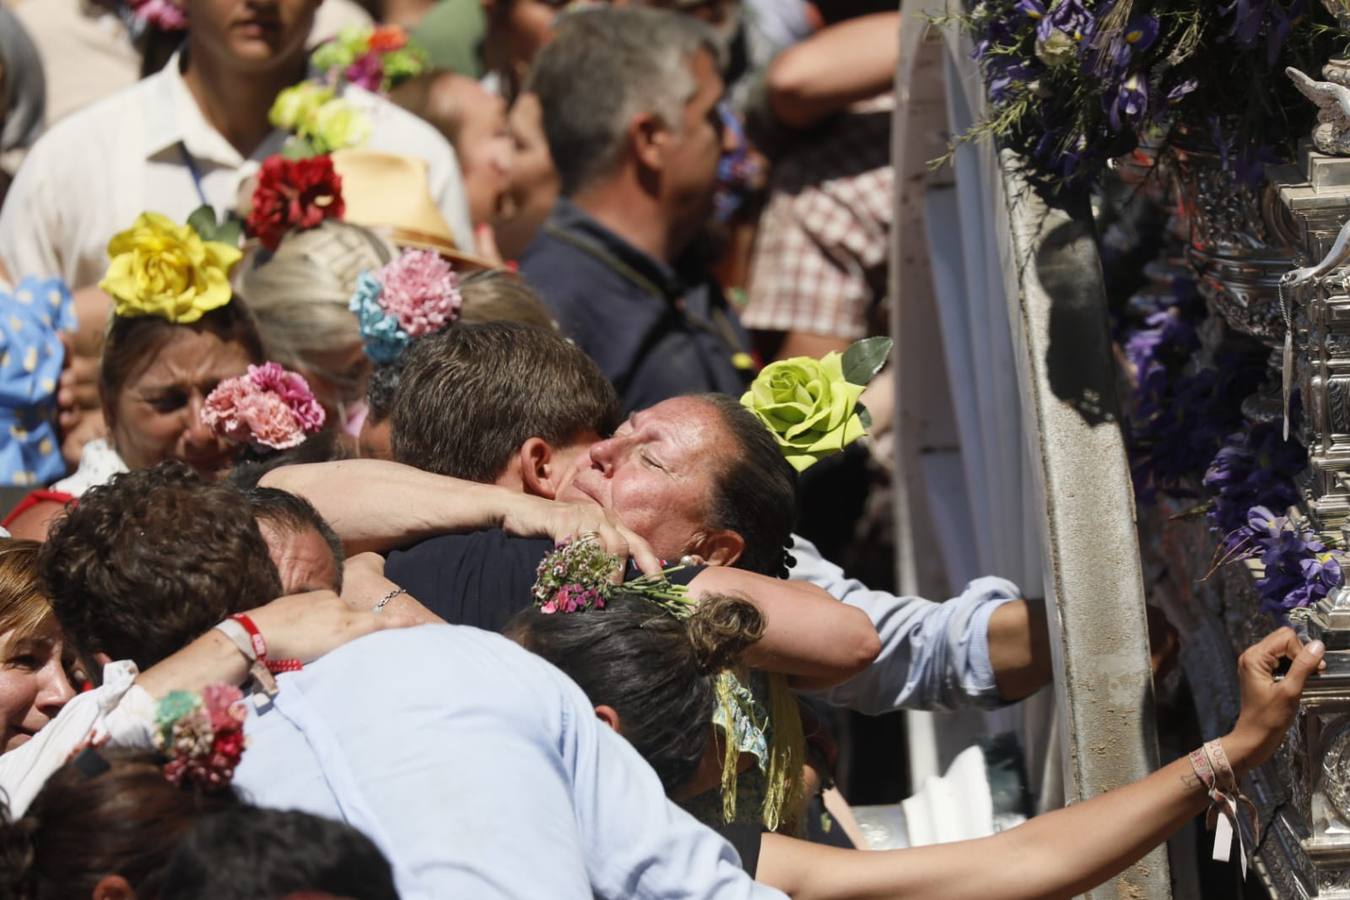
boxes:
[106,328,254,477]
[0,621,73,753]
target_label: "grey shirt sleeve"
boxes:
[789,534,1021,714]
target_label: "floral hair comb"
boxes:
[739,336,893,472]
[269,82,372,157]
[349,248,463,364]
[152,684,247,791]
[246,154,346,253]
[99,212,242,325]
[311,24,428,94]
[202,362,326,451]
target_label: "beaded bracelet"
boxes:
[213,614,303,697]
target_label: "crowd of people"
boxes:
[0,0,1327,897]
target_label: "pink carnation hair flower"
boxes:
[202,363,325,451]
[247,362,326,433]
[374,249,462,338]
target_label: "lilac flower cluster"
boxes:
[1123,273,1265,498]
[1203,420,1307,554]
[1228,506,1342,615]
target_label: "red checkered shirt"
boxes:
[743,96,893,341]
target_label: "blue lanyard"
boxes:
[177,141,211,211]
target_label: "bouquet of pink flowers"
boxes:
[202,362,326,451]
[532,535,695,617]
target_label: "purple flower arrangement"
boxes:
[1122,272,1266,499]
[1203,419,1307,554]
[951,0,1331,200]
[1224,506,1343,615]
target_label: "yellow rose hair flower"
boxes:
[739,337,892,472]
[99,212,243,325]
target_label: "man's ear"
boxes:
[92,874,136,900]
[518,437,562,500]
[686,530,744,568]
[629,112,668,174]
[594,704,622,733]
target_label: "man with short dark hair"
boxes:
[39,463,285,669]
[391,321,619,484]
[519,8,750,413]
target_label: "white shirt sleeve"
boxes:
[0,145,68,284]
[0,661,154,816]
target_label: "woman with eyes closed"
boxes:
[4,290,263,540]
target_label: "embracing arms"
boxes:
[260,459,661,571]
[688,567,880,689]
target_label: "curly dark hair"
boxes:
[39,462,284,669]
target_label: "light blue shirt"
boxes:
[234,625,784,900]
[789,535,1020,713]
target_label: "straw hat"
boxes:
[330,149,495,271]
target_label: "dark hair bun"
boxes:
[686,593,765,674]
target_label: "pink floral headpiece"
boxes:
[129,0,187,31]
[202,362,326,451]
[152,684,247,791]
[349,249,462,364]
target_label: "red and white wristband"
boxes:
[213,613,302,698]
[1189,739,1260,878]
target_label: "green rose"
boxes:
[307,98,373,153]
[740,351,866,472]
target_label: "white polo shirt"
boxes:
[0,54,475,289]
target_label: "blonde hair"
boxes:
[235,221,395,376]
[0,539,54,643]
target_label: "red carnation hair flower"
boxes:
[247,154,345,252]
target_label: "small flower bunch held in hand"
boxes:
[1223,506,1345,616]
[269,82,372,157]
[740,336,892,472]
[202,362,326,451]
[99,212,243,325]
[349,249,462,363]
[129,0,187,31]
[311,24,428,94]
[532,535,697,618]
[152,684,247,791]
[247,154,346,252]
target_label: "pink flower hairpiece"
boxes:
[202,362,326,451]
[129,0,188,31]
[152,684,247,791]
[349,249,463,364]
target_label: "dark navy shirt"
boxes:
[385,528,705,634]
[519,199,752,413]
